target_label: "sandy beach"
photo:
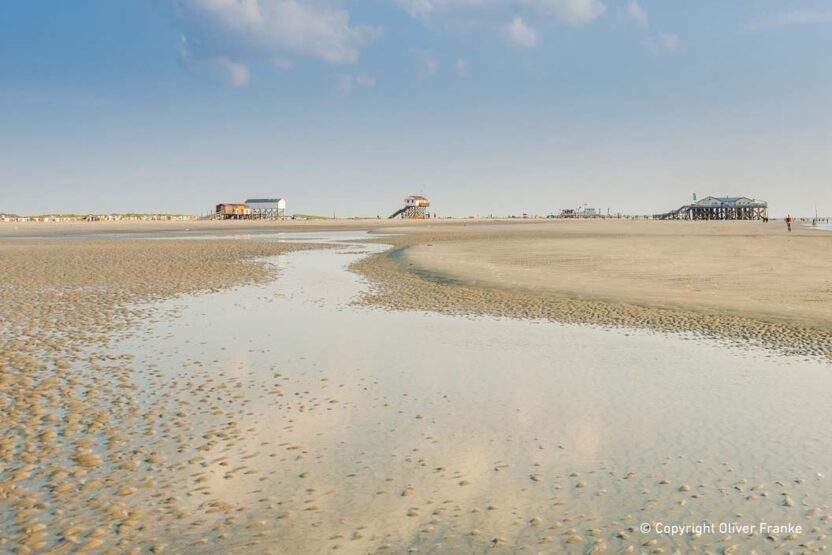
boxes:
[1,222,831,554]
[6,2,832,552]
[395,220,832,328]
[0,237,325,554]
[354,219,832,359]
[0,218,414,239]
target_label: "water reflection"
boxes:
[113,232,832,553]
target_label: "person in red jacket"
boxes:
[785,214,792,232]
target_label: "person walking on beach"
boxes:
[785,214,793,232]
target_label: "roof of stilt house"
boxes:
[693,196,767,207]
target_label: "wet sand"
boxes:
[1,225,831,554]
[0,218,431,239]
[353,220,832,359]
[0,238,324,554]
[112,240,832,554]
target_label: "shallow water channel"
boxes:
[112,231,831,554]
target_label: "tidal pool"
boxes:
[108,231,831,554]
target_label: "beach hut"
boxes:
[389,196,430,219]
[405,196,430,208]
[216,203,250,219]
[245,198,287,219]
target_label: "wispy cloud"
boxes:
[395,0,606,25]
[521,0,606,25]
[179,38,250,86]
[174,0,382,85]
[413,50,440,78]
[394,0,491,18]
[645,32,680,54]
[751,9,832,29]
[659,33,680,51]
[626,0,648,26]
[272,58,294,70]
[338,73,376,95]
[455,58,468,77]
[506,17,538,47]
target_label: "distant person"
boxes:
[785,214,792,232]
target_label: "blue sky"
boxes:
[1,0,830,217]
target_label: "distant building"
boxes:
[404,196,430,208]
[389,195,431,219]
[216,203,250,218]
[214,198,287,220]
[245,198,286,219]
[656,196,768,220]
[555,207,599,218]
[692,196,758,208]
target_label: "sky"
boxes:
[0,0,830,218]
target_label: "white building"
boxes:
[245,198,286,219]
